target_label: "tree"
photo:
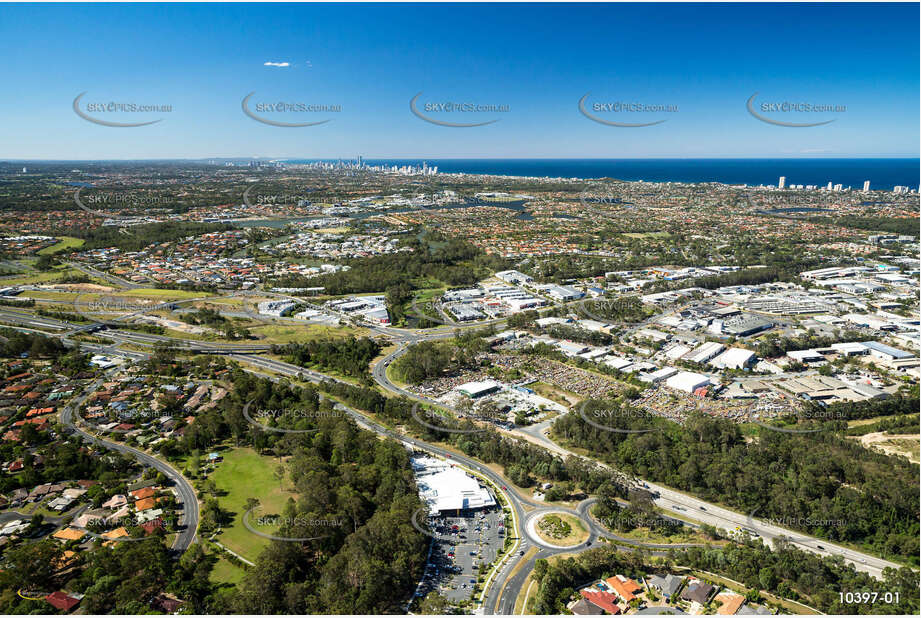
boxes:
[419,592,453,614]
[0,540,63,590]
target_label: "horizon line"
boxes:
[4,155,920,163]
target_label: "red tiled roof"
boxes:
[605,576,641,603]
[580,589,621,614]
[45,591,80,612]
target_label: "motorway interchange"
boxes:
[0,285,903,614]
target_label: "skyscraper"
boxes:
[778,176,786,189]
[863,180,871,192]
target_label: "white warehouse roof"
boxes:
[412,457,496,514]
[710,348,756,369]
[665,371,711,393]
[683,341,725,364]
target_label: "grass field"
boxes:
[37,236,85,255]
[531,382,581,407]
[247,322,367,345]
[113,288,214,299]
[209,447,296,563]
[209,553,248,587]
[20,290,80,301]
[0,267,84,286]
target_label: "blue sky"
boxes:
[1,2,918,159]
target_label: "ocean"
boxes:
[285,158,919,190]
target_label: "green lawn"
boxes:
[113,288,214,299]
[208,447,296,562]
[209,553,248,587]
[0,267,83,286]
[38,236,85,255]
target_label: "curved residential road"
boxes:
[59,378,199,554]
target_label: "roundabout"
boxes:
[525,509,593,550]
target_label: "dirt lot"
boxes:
[857,431,920,464]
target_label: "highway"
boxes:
[229,349,716,615]
[370,333,904,582]
[66,261,142,289]
[0,287,905,610]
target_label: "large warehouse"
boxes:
[411,456,496,515]
[665,371,711,394]
[456,380,501,399]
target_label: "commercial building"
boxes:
[862,341,914,361]
[412,456,496,514]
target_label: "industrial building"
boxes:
[709,348,756,370]
[257,299,298,317]
[541,284,584,301]
[456,380,501,399]
[449,304,485,321]
[665,371,711,394]
[720,314,774,337]
[683,342,725,364]
[495,270,533,285]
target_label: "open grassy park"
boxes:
[208,447,297,563]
